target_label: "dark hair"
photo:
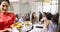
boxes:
[32,12,35,19]
[52,13,59,25]
[41,12,47,18]
[39,12,42,21]
[43,12,47,15]
[46,13,52,20]
[0,0,10,5]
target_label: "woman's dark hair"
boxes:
[43,12,47,15]
[0,0,10,5]
[32,12,35,19]
[39,12,42,21]
[52,13,59,25]
[46,13,52,20]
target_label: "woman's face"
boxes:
[1,1,9,11]
[32,13,36,17]
[42,13,46,17]
[33,13,35,16]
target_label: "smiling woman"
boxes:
[0,0,16,31]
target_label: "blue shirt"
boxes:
[19,17,25,22]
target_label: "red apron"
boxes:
[0,12,16,30]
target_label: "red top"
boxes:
[0,12,16,30]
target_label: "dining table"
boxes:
[11,21,48,32]
[11,21,32,32]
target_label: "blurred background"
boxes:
[8,0,59,21]
[0,0,60,32]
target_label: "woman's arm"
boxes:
[30,17,32,21]
[46,20,50,28]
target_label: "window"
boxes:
[38,0,58,14]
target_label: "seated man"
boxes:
[19,14,26,22]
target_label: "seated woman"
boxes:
[44,13,54,32]
[0,0,16,31]
[30,12,38,24]
[40,12,47,24]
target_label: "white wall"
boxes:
[9,0,19,2]
[58,0,60,23]
[20,3,30,14]
[11,2,20,14]
[38,2,43,13]
[29,2,39,21]
[10,0,31,18]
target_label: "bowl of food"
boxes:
[24,21,31,26]
[11,22,23,28]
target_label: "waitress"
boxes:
[0,0,16,31]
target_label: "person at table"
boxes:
[0,0,16,31]
[49,13,58,32]
[19,14,26,22]
[40,12,47,24]
[30,12,38,24]
[44,13,54,32]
